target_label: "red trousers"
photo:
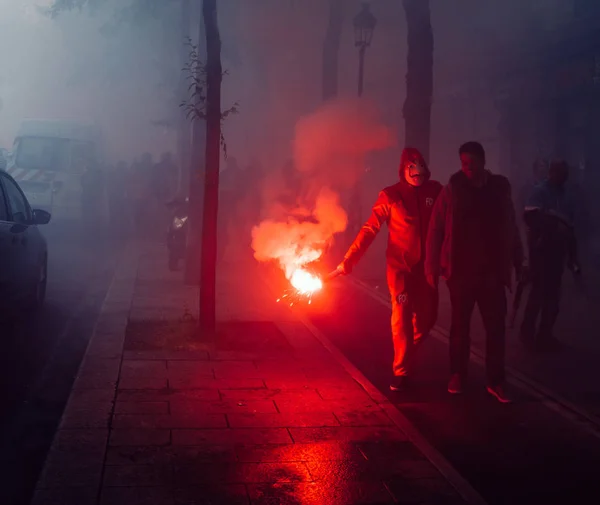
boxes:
[387,264,438,377]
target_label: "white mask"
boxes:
[405,161,427,187]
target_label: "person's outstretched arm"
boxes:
[337,191,391,274]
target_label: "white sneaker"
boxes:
[447,374,462,394]
[487,384,511,404]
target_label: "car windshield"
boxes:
[15,137,71,172]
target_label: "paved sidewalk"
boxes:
[32,242,483,505]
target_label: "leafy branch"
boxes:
[179,40,239,159]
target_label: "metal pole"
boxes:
[357,45,366,97]
[350,44,367,236]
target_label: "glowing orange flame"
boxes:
[250,99,392,306]
[290,268,323,294]
[252,188,345,306]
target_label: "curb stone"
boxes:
[272,316,489,505]
[260,277,489,505]
[31,242,140,505]
[33,243,486,505]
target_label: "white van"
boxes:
[5,119,108,224]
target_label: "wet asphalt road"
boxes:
[0,224,122,505]
[298,270,600,505]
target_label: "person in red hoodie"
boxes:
[335,148,442,391]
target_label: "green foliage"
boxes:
[46,0,183,98]
[44,0,103,18]
[46,0,177,25]
[47,0,240,158]
[100,0,179,35]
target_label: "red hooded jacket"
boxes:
[344,149,442,272]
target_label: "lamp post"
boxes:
[348,3,377,237]
[354,2,377,97]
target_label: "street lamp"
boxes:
[353,2,377,97]
[347,3,377,238]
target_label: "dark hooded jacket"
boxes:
[344,148,443,272]
[425,170,523,286]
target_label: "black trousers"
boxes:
[520,256,564,344]
[447,276,507,387]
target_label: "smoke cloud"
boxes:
[251,187,347,278]
[293,96,395,193]
[251,97,395,277]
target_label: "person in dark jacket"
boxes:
[336,148,442,391]
[425,141,523,403]
[520,160,580,351]
[517,159,548,214]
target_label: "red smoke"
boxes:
[251,97,395,280]
[251,187,347,278]
[293,97,395,193]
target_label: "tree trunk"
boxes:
[322,0,345,101]
[184,2,207,287]
[402,0,433,162]
[199,0,222,332]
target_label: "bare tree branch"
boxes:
[179,40,239,158]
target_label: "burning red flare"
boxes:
[251,99,393,305]
[290,268,323,294]
[276,268,323,306]
[252,188,346,306]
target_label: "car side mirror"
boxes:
[31,209,51,225]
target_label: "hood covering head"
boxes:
[399,147,430,187]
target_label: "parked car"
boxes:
[0,170,51,318]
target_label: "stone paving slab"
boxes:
[31,487,99,505]
[32,243,480,505]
